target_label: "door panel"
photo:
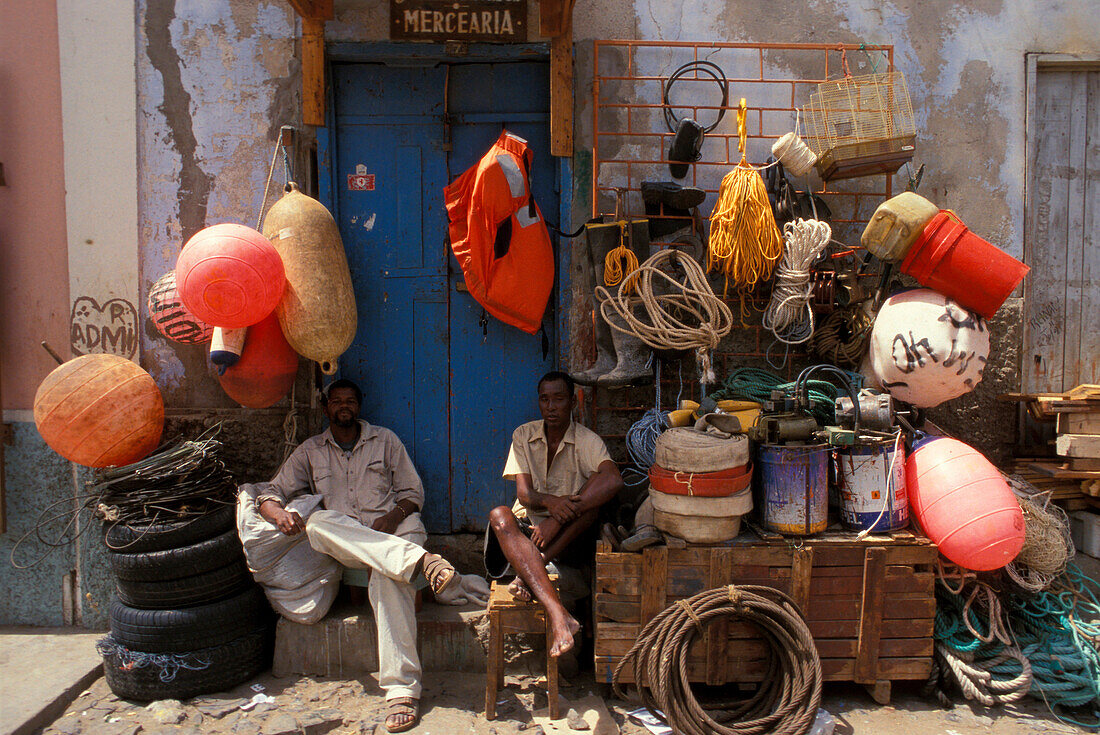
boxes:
[331,58,556,532]
[1023,68,1099,392]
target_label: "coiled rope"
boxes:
[931,575,1033,706]
[613,585,822,735]
[707,100,783,297]
[762,219,832,345]
[810,306,874,368]
[597,248,733,387]
[622,360,673,488]
[770,109,817,177]
[604,221,641,296]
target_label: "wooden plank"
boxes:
[855,547,887,684]
[596,565,930,597]
[549,13,573,156]
[301,17,326,127]
[539,0,565,36]
[705,548,731,685]
[598,655,933,685]
[1057,433,1100,458]
[790,546,814,617]
[1029,461,1100,479]
[596,593,935,624]
[1056,413,1100,435]
[639,546,667,626]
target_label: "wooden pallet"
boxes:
[593,531,938,704]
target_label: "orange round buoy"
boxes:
[906,437,1024,571]
[175,223,285,329]
[147,271,214,344]
[33,355,164,467]
[217,313,298,408]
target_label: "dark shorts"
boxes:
[483,512,596,579]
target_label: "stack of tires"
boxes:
[648,427,754,543]
[100,504,274,701]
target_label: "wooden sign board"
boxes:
[391,0,527,42]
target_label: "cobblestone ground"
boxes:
[43,668,1093,735]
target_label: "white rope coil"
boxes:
[762,218,832,345]
[597,249,733,387]
[772,110,817,177]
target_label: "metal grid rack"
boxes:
[585,41,902,451]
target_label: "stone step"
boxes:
[272,600,489,678]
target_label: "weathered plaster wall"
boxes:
[137,0,299,410]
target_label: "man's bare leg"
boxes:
[488,506,580,657]
[509,506,599,603]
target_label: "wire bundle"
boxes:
[613,585,822,735]
[94,429,238,529]
[762,219,832,344]
[707,101,783,294]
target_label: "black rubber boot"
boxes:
[642,181,707,240]
[572,219,650,386]
[668,119,704,179]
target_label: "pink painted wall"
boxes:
[0,1,71,412]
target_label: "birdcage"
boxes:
[806,71,916,181]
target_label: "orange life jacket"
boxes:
[445,131,554,335]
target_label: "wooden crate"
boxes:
[594,531,938,696]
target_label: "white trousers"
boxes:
[305,510,427,701]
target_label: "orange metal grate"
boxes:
[586,41,902,457]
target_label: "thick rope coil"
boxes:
[771,110,817,176]
[810,305,874,368]
[597,248,733,390]
[762,219,832,345]
[613,585,822,735]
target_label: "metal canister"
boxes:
[756,443,829,535]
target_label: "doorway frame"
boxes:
[1021,52,1100,394]
[317,41,575,368]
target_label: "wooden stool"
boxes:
[484,580,560,720]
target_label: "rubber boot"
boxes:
[599,308,653,387]
[571,219,649,386]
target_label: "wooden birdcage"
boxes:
[806,71,916,181]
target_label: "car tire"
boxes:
[114,558,253,609]
[109,585,271,653]
[104,504,236,554]
[109,528,243,582]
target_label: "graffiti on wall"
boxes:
[70,296,138,358]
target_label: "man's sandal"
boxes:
[384,697,419,733]
[420,553,457,595]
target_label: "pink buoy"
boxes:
[217,313,298,408]
[175,223,285,328]
[906,437,1024,571]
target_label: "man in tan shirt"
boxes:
[252,379,455,733]
[486,371,624,657]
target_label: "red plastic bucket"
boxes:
[900,211,1029,319]
[649,463,752,497]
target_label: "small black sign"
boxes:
[390,0,527,42]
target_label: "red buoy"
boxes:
[217,313,298,408]
[147,271,214,344]
[906,437,1024,571]
[175,223,285,329]
[33,355,164,467]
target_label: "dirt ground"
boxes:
[43,666,1094,735]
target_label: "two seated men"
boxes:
[244,371,622,732]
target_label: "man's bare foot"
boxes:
[507,577,532,602]
[548,614,581,657]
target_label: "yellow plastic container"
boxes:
[861,192,938,263]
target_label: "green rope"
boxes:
[708,367,838,425]
[1007,564,1100,713]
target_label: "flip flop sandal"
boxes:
[385,697,419,734]
[421,553,457,595]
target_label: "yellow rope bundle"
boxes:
[707,99,783,294]
[604,222,640,295]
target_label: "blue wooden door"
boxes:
[328,59,556,532]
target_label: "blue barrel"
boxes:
[837,442,909,532]
[756,443,829,535]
